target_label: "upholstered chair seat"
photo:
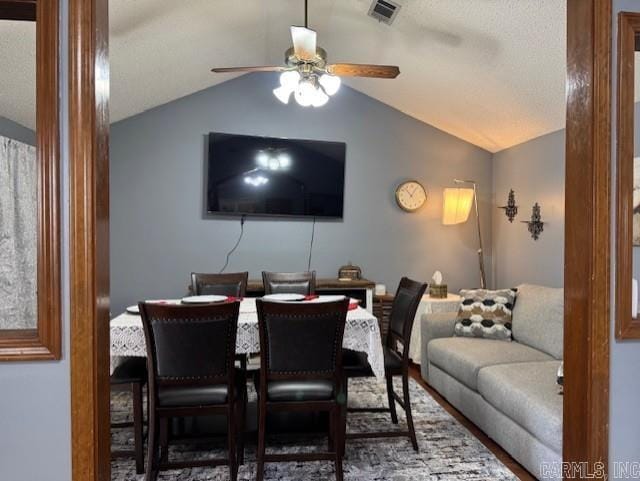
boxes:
[111,357,148,385]
[264,379,335,402]
[158,370,245,407]
[342,347,403,377]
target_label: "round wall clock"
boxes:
[395,180,427,212]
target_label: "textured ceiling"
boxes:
[2,1,571,152]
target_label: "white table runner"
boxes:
[110,298,386,380]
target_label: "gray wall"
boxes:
[110,73,493,314]
[0,115,36,145]
[0,0,72,479]
[611,0,640,470]
[492,130,565,288]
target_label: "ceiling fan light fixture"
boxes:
[319,73,341,96]
[273,85,294,104]
[213,0,399,107]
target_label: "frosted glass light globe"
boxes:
[319,74,341,96]
[311,87,329,107]
[280,70,301,88]
[294,80,316,107]
[273,85,294,104]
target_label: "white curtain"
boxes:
[0,135,37,330]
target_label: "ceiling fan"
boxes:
[211,0,400,108]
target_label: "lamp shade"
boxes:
[442,188,474,225]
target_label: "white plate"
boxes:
[308,295,347,303]
[126,305,139,315]
[262,293,306,302]
[181,295,228,304]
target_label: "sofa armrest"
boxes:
[420,312,457,382]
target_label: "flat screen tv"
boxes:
[207,133,346,218]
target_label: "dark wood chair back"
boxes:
[139,302,240,397]
[190,272,248,297]
[256,298,347,382]
[262,271,316,295]
[387,277,428,360]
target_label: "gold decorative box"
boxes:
[429,284,448,298]
[338,263,362,281]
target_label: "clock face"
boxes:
[395,181,427,212]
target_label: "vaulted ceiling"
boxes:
[2,1,569,153]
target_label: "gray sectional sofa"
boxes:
[420,284,563,480]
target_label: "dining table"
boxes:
[110,296,386,380]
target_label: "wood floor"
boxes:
[408,364,536,481]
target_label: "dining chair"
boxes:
[262,270,316,295]
[139,301,245,481]
[190,272,250,371]
[342,277,427,452]
[110,356,148,474]
[190,272,249,297]
[255,298,348,481]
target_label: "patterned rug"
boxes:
[111,378,518,481]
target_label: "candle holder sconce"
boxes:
[522,202,544,240]
[498,189,518,222]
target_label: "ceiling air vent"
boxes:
[368,0,401,25]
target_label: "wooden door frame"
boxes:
[68,0,614,479]
[564,0,611,477]
[69,0,110,479]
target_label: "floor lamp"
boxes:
[442,179,487,289]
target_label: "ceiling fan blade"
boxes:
[290,26,317,61]
[211,66,285,73]
[326,63,400,79]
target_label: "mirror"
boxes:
[616,12,640,339]
[0,1,61,360]
[0,19,36,330]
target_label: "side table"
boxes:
[374,293,461,364]
[410,294,461,363]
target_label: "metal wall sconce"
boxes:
[498,189,518,222]
[522,202,544,240]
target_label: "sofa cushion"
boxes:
[477,361,563,453]
[455,289,517,341]
[512,284,564,359]
[427,337,553,391]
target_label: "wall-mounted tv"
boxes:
[207,133,346,219]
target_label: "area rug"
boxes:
[111,378,518,481]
